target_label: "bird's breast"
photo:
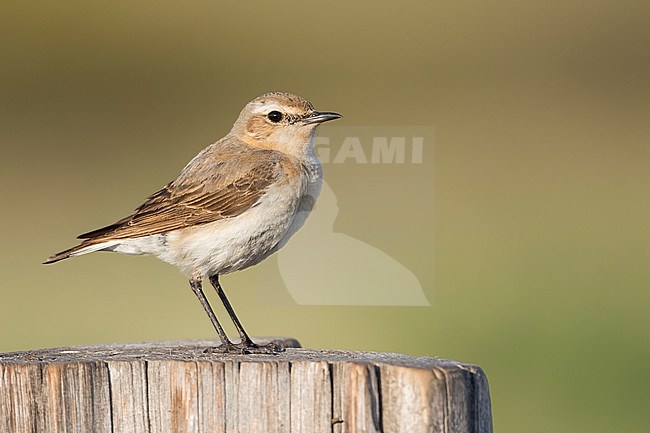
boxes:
[162,170,308,277]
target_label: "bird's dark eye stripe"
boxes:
[267,111,283,122]
[286,114,305,124]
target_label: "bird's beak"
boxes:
[302,111,342,125]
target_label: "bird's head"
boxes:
[231,92,341,157]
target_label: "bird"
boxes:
[44,92,342,354]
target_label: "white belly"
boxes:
[110,155,323,278]
[270,175,322,254]
[112,180,307,277]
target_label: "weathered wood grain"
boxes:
[107,360,148,433]
[290,361,331,433]
[0,338,492,433]
[333,362,381,433]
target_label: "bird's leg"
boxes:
[209,274,254,345]
[189,275,235,351]
[209,274,283,354]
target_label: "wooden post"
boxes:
[0,338,492,433]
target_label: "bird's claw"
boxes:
[203,341,284,355]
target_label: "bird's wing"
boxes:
[78,149,288,241]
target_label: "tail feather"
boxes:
[43,240,119,264]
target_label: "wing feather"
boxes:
[78,148,287,241]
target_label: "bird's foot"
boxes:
[203,340,284,355]
[240,341,285,355]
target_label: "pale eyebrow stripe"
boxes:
[251,103,285,114]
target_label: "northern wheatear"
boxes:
[45,92,341,353]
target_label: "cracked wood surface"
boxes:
[0,339,492,433]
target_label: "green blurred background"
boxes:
[2,1,649,432]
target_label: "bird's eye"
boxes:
[267,111,283,123]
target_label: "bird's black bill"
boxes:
[302,111,342,125]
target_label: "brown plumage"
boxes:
[44,142,290,264]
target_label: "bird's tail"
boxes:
[43,240,119,264]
